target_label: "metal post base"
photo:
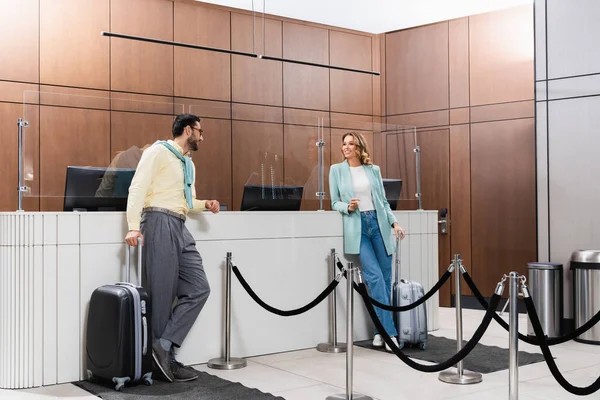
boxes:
[438,369,482,385]
[317,342,347,353]
[207,357,247,370]
[326,394,373,400]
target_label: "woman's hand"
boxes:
[392,222,406,240]
[348,198,360,212]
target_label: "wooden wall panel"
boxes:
[0,81,39,103]
[450,108,469,125]
[330,30,371,70]
[39,106,110,211]
[174,2,230,101]
[283,22,328,64]
[231,12,282,57]
[372,35,382,117]
[0,103,39,211]
[385,22,449,115]
[111,92,175,114]
[283,125,331,210]
[384,132,416,193]
[39,86,110,110]
[418,128,450,305]
[232,104,283,124]
[176,98,230,119]
[192,118,232,208]
[449,17,469,108]
[330,113,373,131]
[471,119,536,296]
[283,109,329,127]
[232,57,282,106]
[449,124,471,294]
[231,13,282,106]
[0,0,39,83]
[378,34,386,118]
[40,0,110,89]
[110,112,174,157]
[469,6,534,105]
[330,71,373,115]
[387,110,449,129]
[470,100,534,123]
[231,121,283,210]
[111,0,173,95]
[283,64,329,111]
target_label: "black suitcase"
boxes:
[86,242,153,391]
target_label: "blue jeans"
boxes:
[359,210,398,337]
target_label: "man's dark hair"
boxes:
[172,113,201,138]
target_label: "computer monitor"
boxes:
[240,184,304,211]
[63,166,135,211]
[382,179,403,210]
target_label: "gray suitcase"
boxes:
[392,238,428,350]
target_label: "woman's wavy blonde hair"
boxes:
[341,131,372,165]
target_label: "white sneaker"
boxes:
[385,336,399,352]
[372,334,384,347]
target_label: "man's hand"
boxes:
[205,200,220,214]
[125,230,143,246]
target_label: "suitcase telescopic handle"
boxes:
[126,238,143,286]
[395,235,401,284]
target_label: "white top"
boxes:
[350,165,375,211]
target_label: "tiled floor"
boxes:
[2,307,599,399]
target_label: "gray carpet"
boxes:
[74,371,285,400]
[355,335,545,374]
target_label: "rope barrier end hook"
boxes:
[495,280,505,296]
[447,262,455,273]
[520,280,531,299]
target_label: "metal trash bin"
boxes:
[571,250,600,344]
[526,262,563,338]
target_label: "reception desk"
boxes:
[0,210,439,389]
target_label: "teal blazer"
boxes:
[329,160,397,256]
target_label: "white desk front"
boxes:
[0,210,439,389]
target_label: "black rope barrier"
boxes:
[525,294,600,396]
[336,259,452,312]
[358,282,501,373]
[462,270,600,346]
[231,265,340,317]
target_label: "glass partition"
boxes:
[18,90,420,212]
[21,90,189,211]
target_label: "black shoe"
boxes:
[152,339,175,382]
[170,359,199,382]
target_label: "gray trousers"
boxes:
[140,210,210,347]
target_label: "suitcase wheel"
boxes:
[419,342,427,351]
[86,370,94,383]
[142,372,153,386]
[112,376,131,392]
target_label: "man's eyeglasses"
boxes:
[191,126,203,137]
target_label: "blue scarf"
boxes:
[157,141,194,209]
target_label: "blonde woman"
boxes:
[329,132,406,352]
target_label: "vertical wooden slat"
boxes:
[449,124,472,295]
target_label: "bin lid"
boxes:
[570,250,600,263]
[527,262,562,270]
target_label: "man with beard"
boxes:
[125,113,219,383]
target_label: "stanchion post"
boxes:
[317,249,347,353]
[509,271,519,399]
[439,255,482,384]
[326,264,372,400]
[208,252,247,370]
